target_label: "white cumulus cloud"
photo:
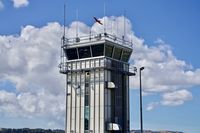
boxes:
[12,0,29,8]
[161,89,193,106]
[0,22,65,127]
[146,102,159,111]
[146,90,193,111]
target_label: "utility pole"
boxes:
[139,67,144,133]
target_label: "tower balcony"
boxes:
[59,56,135,76]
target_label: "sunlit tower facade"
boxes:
[60,32,134,133]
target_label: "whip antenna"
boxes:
[104,1,106,33]
[123,10,126,40]
[76,9,79,38]
[63,4,66,40]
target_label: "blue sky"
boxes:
[0,0,200,132]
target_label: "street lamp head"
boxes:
[140,67,145,71]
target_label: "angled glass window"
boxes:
[105,45,113,57]
[78,46,91,59]
[66,48,78,60]
[121,50,131,62]
[91,44,104,57]
[113,47,122,60]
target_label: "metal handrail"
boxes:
[63,33,133,48]
[59,57,135,75]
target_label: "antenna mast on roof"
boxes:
[123,10,126,41]
[104,1,106,33]
[117,17,119,37]
[76,9,79,38]
[63,4,66,41]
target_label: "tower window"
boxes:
[105,45,113,57]
[121,50,131,62]
[66,48,78,60]
[91,44,104,57]
[78,46,91,59]
[113,47,122,60]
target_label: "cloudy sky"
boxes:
[0,0,200,132]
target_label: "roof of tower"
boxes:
[62,33,133,50]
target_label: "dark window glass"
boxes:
[91,44,104,57]
[85,83,89,87]
[66,48,78,60]
[105,45,113,57]
[85,87,89,95]
[121,50,131,62]
[85,95,90,106]
[113,47,122,60]
[84,106,90,118]
[84,118,89,130]
[78,46,91,59]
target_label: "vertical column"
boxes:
[67,73,71,133]
[127,75,130,132]
[76,71,80,133]
[80,71,85,133]
[90,71,94,132]
[71,72,76,132]
[104,70,108,133]
[99,69,104,133]
[94,69,99,133]
[84,71,90,132]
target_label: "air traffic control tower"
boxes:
[60,32,135,133]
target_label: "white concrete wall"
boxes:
[65,59,119,133]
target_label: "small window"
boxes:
[113,47,122,60]
[84,118,89,130]
[84,106,90,130]
[92,44,104,57]
[66,48,78,60]
[78,46,91,59]
[85,83,89,87]
[85,95,90,106]
[121,50,131,62]
[105,45,113,57]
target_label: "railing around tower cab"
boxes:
[59,57,135,76]
[62,33,133,49]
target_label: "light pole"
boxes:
[139,67,144,133]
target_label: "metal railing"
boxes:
[59,57,136,76]
[62,33,133,48]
